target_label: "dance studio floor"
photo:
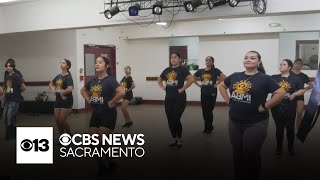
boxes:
[1,104,320,180]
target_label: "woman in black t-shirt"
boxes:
[4,59,27,93]
[81,56,125,175]
[158,52,194,148]
[271,59,305,156]
[120,66,135,128]
[218,51,285,180]
[194,56,226,134]
[292,58,314,129]
[3,60,22,140]
[49,59,74,136]
[2,59,26,130]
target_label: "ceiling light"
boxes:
[184,0,202,12]
[156,22,167,26]
[129,3,141,16]
[152,1,163,15]
[104,6,120,19]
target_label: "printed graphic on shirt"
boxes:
[6,80,13,93]
[55,79,63,93]
[201,73,213,86]
[122,81,128,91]
[90,84,104,104]
[166,71,178,86]
[231,80,252,103]
[279,79,291,98]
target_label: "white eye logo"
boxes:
[20,139,33,151]
[59,133,71,146]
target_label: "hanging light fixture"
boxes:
[104,6,120,19]
[152,1,163,15]
[184,0,202,12]
[129,3,141,16]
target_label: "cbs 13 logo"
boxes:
[20,139,49,152]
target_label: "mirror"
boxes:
[279,32,319,71]
[168,36,199,73]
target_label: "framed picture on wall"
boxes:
[296,40,319,70]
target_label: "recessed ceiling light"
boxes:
[156,22,167,26]
[0,0,19,3]
[269,23,281,27]
[218,19,224,21]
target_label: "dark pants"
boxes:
[165,94,186,138]
[229,119,268,180]
[271,107,296,152]
[201,94,217,131]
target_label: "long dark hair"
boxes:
[5,58,25,83]
[249,51,265,74]
[5,58,16,68]
[206,56,215,68]
[63,59,71,75]
[100,56,112,75]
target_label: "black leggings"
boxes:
[229,119,268,180]
[201,94,217,130]
[271,107,296,151]
[165,94,186,138]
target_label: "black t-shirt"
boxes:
[194,68,222,96]
[271,74,304,110]
[4,69,25,84]
[84,76,119,111]
[4,73,22,103]
[52,74,74,102]
[120,76,133,95]
[224,72,279,123]
[160,66,191,98]
[293,72,310,85]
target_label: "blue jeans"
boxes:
[3,101,20,127]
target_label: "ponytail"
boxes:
[107,66,112,76]
[63,59,72,75]
[101,56,112,76]
[249,51,265,74]
[257,62,266,74]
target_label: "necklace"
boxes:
[243,71,259,81]
[98,75,108,83]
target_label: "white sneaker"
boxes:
[176,139,183,148]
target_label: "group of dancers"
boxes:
[159,51,313,180]
[1,51,315,179]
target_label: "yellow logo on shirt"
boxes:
[6,80,13,93]
[231,80,252,103]
[279,80,291,93]
[167,71,177,81]
[55,79,63,92]
[233,80,252,95]
[91,84,102,97]
[166,71,178,86]
[90,84,104,104]
[122,81,127,88]
[201,73,213,86]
